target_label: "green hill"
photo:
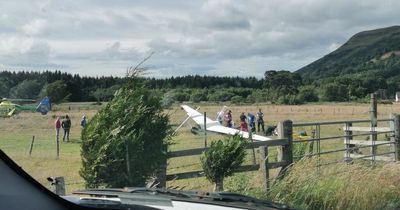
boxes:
[297,26,400,83]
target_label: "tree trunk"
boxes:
[214,178,224,191]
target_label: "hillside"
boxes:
[297,26,400,82]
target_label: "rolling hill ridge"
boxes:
[297,26,400,82]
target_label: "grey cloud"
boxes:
[2,0,400,77]
[52,41,143,63]
[22,19,48,36]
[0,38,50,66]
[148,36,217,59]
[198,0,251,31]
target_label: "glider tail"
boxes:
[36,96,51,115]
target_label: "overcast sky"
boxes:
[0,0,399,78]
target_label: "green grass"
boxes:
[1,102,399,197]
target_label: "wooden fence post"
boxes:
[29,135,35,156]
[204,112,207,148]
[259,146,269,192]
[49,176,65,196]
[391,113,400,161]
[344,122,353,161]
[277,120,293,176]
[157,145,168,188]
[277,122,283,162]
[157,162,167,188]
[249,128,256,165]
[370,93,377,160]
[56,131,60,159]
[55,177,65,196]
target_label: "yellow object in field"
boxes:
[7,108,16,117]
[293,132,311,140]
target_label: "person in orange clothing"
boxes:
[55,116,61,141]
[239,112,248,132]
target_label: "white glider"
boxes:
[181,105,272,141]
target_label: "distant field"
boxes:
[1,102,400,193]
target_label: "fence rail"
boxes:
[168,138,288,158]
[159,120,294,191]
[161,115,400,191]
[159,94,400,192]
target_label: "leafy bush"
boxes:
[80,77,172,188]
[161,90,175,109]
[321,83,349,101]
[208,90,235,102]
[231,95,244,104]
[90,85,120,102]
[190,90,207,102]
[173,91,190,102]
[298,85,319,102]
[251,89,268,103]
[200,135,247,191]
[10,79,42,99]
[39,80,70,103]
[246,94,256,103]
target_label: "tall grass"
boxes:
[266,159,400,210]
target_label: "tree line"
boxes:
[0,68,397,105]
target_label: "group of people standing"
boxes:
[54,115,87,142]
[221,108,265,134]
[238,109,265,133]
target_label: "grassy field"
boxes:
[1,102,400,194]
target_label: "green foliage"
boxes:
[10,79,42,99]
[298,26,400,83]
[245,94,256,103]
[200,135,247,190]
[298,85,319,102]
[321,83,349,102]
[190,90,208,103]
[264,70,302,95]
[173,91,190,102]
[161,90,175,109]
[80,79,172,188]
[263,70,303,103]
[293,142,310,158]
[230,95,244,104]
[296,26,400,100]
[250,90,268,103]
[224,173,251,193]
[147,75,263,89]
[39,80,70,103]
[208,90,235,102]
[0,77,11,98]
[277,94,302,105]
[224,173,272,199]
[90,85,120,102]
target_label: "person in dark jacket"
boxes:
[256,108,265,133]
[61,115,71,142]
[80,115,87,128]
